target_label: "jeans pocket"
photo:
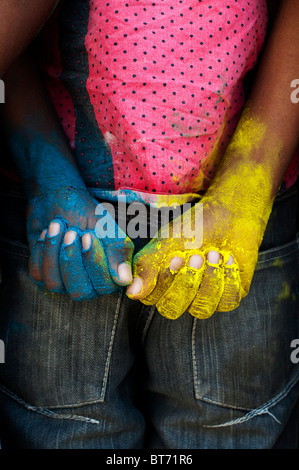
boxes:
[0,236,126,409]
[192,236,299,410]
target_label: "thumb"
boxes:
[101,233,135,287]
[95,206,135,286]
[126,245,162,299]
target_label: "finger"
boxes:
[126,248,184,300]
[81,231,118,295]
[188,250,224,319]
[60,229,96,301]
[96,210,134,286]
[236,249,259,299]
[217,255,242,312]
[139,254,185,306]
[41,220,67,292]
[28,229,47,284]
[104,236,134,286]
[155,253,205,320]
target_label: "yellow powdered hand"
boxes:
[126,109,280,319]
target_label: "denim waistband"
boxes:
[0,177,298,252]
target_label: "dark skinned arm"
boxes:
[0,0,60,77]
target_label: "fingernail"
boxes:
[48,222,61,238]
[207,250,220,264]
[127,277,143,296]
[82,233,92,251]
[39,229,47,241]
[169,256,184,272]
[189,254,203,269]
[64,230,77,245]
[226,255,234,265]
[118,262,133,283]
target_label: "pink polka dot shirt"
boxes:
[37,0,299,205]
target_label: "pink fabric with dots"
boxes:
[37,0,298,203]
[86,0,268,197]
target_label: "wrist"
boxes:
[8,129,87,200]
[21,151,87,200]
[204,108,279,223]
[28,185,90,203]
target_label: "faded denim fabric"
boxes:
[0,180,298,449]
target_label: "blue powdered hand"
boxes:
[27,186,134,300]
[2,48,134,301]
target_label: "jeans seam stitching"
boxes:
[99,288,124,402]
[257,238,299,262]
[257,248,299,264]
[202,373,299,428]
[0,291,123,409]
[256,249,299,270]
[192,316,299,412]
[141,305,156,345]
[0,384,101,423]
[192,317,200,401]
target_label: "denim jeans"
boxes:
[0,179,298,449]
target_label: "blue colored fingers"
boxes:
[29,229,47,285]
[41,219,67,292]
[60,229,96,301]
[81,231,118,295]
